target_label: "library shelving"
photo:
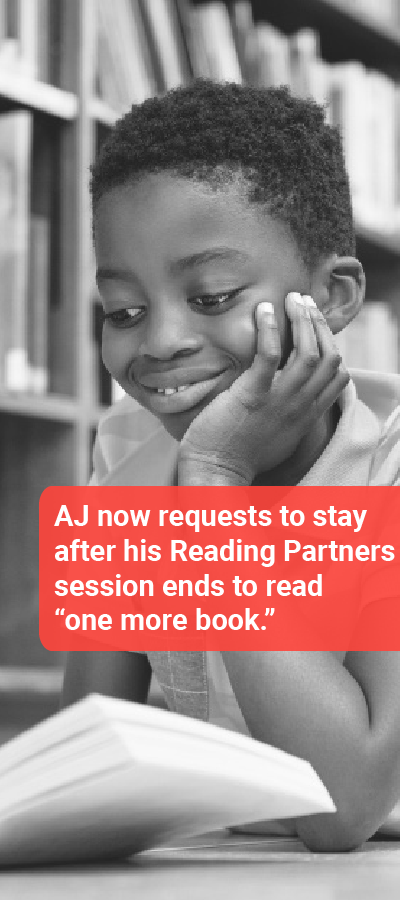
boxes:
[0,0,98,729]
[0,0,399,735]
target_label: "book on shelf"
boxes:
[196,4,399,237]
[36,0,61,86]
[393,84,400,229]
[140,0,192,90]
[96,0,157,113]
[329,62,399,233]
[26,115,55,395]
[0,0,60,83]
[176,0,213,80]
[230,1,255,84]
[0,110,56,395]
[27,213,49,394]
[363,71,397,232]
[289,29,322,102]
[184,1,242,83]
[346,0,400,27]
[0,110,32,393]
[0,692,336,866]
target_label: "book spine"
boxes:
[0,1,5,42]
[139,0,190,91]
[253,23,291,90]
[0,111,32,392]
[36,0,50,83]
[96,20,124,112]
[97,0,155,112]
[289,29,319,100]
[347,0,398,25]
[328,62,373,227]
[27,214,49,394]
[0,0,22,75]
[129,0,159,98]
[192,2,242,83]
[367,72,396,230]
[97,0,133,112]
[120,0,156,102]
[18,0,39,79]
[176,0,213,79]
[396,86,400,221]
[230,1,255,83]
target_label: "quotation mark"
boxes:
[261,608,275,630]
[55,608,65,615]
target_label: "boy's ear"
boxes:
[310,255,365,334]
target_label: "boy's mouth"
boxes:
[137,368,229,415]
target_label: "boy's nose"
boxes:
[137,308,202,360]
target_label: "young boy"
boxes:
[63,81,400,851]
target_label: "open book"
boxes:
[0,693,336,865]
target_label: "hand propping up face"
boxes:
[178,293,349,486]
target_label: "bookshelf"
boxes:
[250,0,400,74]
[0,0,399,735]
[0,0,98,728]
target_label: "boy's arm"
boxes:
[61,651,152,708]
[222,643,400,852]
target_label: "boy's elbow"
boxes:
[296,796,388,853]
[296,814,368,853]
[297,748,400,853]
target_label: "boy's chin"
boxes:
[158,412,195,442]
[156,407,203,442]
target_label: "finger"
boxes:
[282,292,320,385]
[251,301,281,386]
[298,297,344,398]
[303,295,335,356]
[232,302,281,407]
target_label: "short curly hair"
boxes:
[90,80,355,268]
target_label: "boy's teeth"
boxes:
[156,385,188,395]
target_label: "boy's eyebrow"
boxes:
[170,247,251,274]
[96,248,250,285]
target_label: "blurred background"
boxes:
[0,0,399,741]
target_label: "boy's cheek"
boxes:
[226,303,291,371]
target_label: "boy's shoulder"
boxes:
[351,369,400,486]
[350,369,400,426]
[298,369,400,487]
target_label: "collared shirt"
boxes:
[91,369,400,726]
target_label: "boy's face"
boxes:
[95,173,310,440]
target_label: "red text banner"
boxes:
[39,486,400,651]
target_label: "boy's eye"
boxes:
[189,288,242,312]
[103,307,143,328]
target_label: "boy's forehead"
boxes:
[94,172,301,272]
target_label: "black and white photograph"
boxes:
[0,0,400,896]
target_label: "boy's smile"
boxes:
[95,173,310,440]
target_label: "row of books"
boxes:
[347,0,400,26]
[0,110,52,393]
[96,2,400,236]
[0,0,60,84]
